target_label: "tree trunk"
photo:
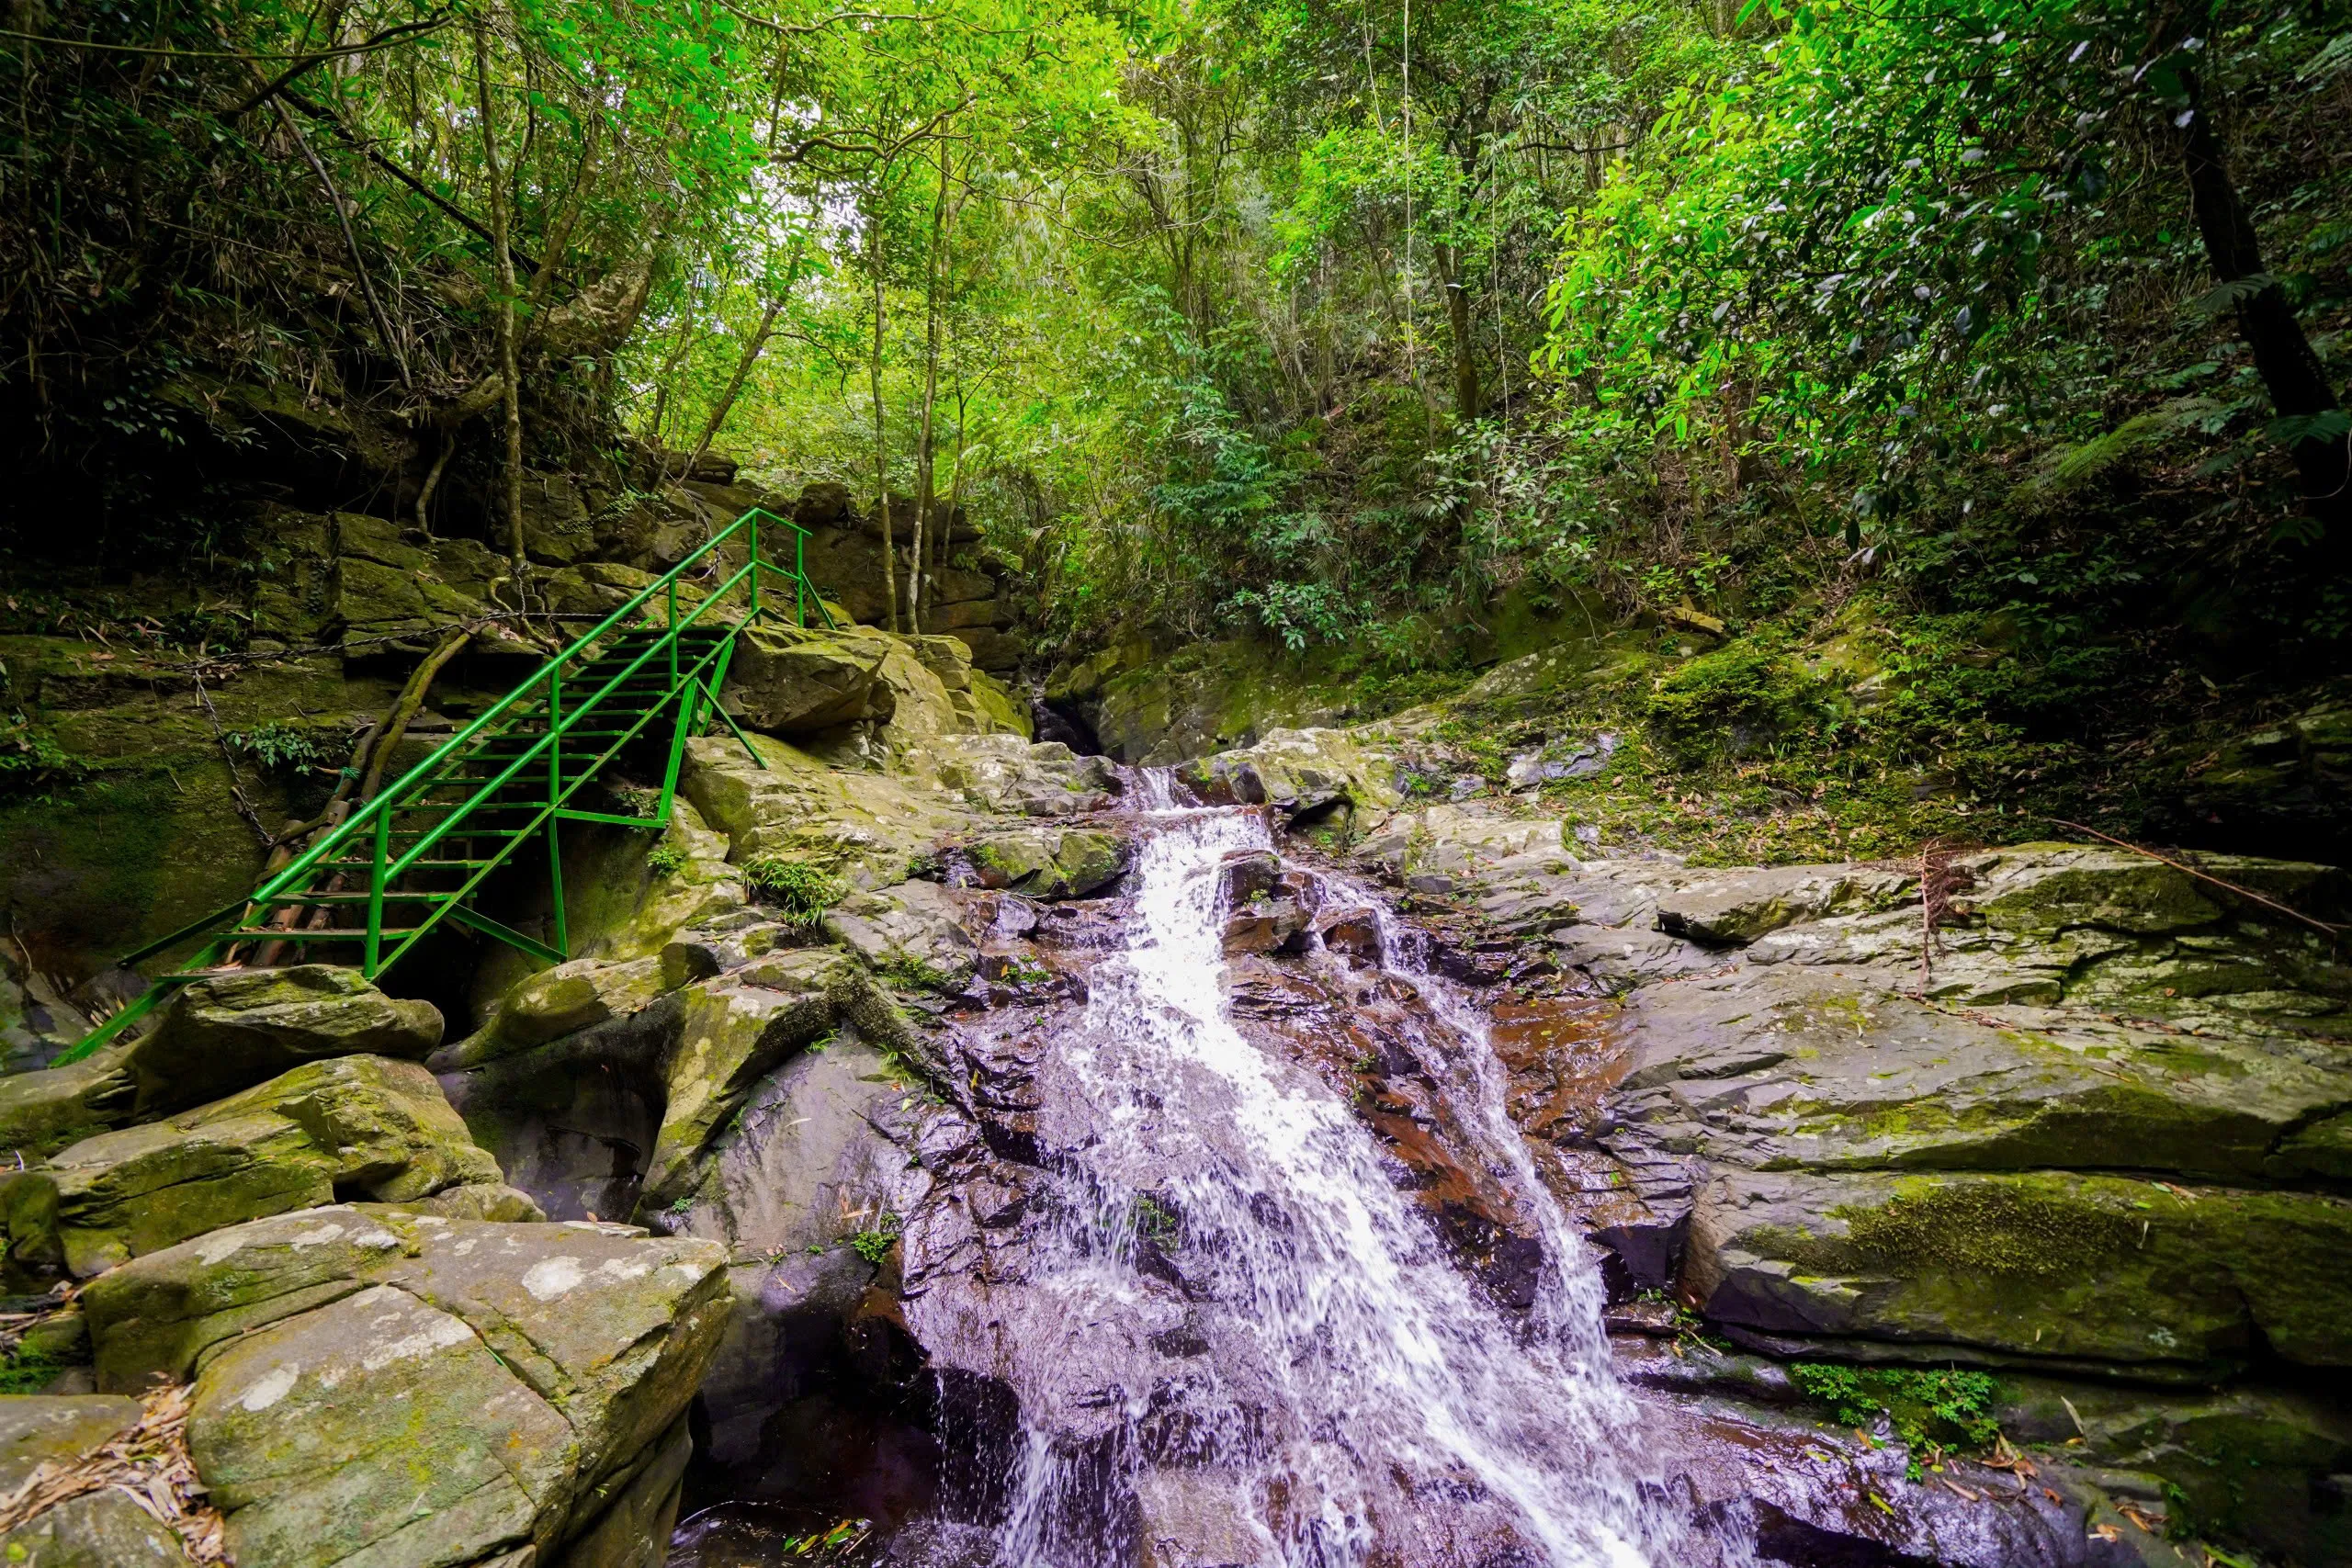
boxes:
[644,296,700,448]
[688,296,784,475]
[474,19,526,575]
[2178,66,2347,551]
[910,147,952,634]
[1440,242,1479,423]
[866,190,899,633]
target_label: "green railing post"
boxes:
[62,509,825,1059]
[547,664,566,958]
[364,807,390,977]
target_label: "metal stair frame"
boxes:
[59,507,834,1063]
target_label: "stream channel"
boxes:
[665,786,1882,1567]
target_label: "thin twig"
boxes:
[190,673,273,848]
[2043,818,2346,941]
[264,93,411,387]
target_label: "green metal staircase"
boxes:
[60,507,833,1063]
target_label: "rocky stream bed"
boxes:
[0,626,2343,1568]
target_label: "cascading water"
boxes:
[930,802,1710,1568]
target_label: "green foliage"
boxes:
[1792,1362,2003,1481]
[848,1213,903,1265]
[1645,643,1836,762]
[0,1346,62,1395]
[741,855,844,924]
[1132,1193,1182,1248]
[0,716,87,800]
[226,722,325,773]
[645,843,690,879]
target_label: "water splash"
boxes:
[978,810,1687,1568]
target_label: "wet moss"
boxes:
[1834,1177,2140,1280]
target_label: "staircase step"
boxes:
[221,928,428,942]
[254,891,458,906]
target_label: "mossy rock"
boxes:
[130,964,444,1115]
[80,1206,729,1568]
[1685,1168,2352,1371]
[26,1054,500,1277]
[967,828,1130,900]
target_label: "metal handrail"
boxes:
[57,506,832,1061]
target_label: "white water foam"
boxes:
[988,809,1698,1568]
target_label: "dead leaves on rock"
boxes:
[0,1382,229,1563]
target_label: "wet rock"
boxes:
[1221,903,1307,954]
[823,880,981,989]
[1181,727,1400,819]
[22,1054,506,1278]
[1311,906,1382,965]
[721,625,896,732]
[967,827,1130,900]
[129,964,443,1115]
[82,1206,729,1567]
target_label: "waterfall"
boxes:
[973,807,1690,1568]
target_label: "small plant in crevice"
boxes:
[741,854,844,925]
[226,720,325,773]
[1132,1193,1182,1249]
[0,716,86,799]
[1792,1362,2002,1481]
[609,781,663,822]
[847,1213,902,1265]
[0,1345,62,1394]
[645,842,689,879]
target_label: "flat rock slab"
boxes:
[28,1054,502,1277]
[0,1393,141,1492]
[0,1488,198,1566]
[82,1207,729,1568]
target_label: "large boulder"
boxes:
[1683,1167,2352,1371]
[81,1207,730,1568]
[436,955,673,1070]
[18,1055,508,1277]
[662,1032,918,1499]
[720,625,895,732]
[0,1043,138,1162]
[130,965,443,1115]
[967,827,1130,900]
[1181,728,1400,821]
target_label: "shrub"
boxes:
[645,842,689,879]
[1645,640,1834,761]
